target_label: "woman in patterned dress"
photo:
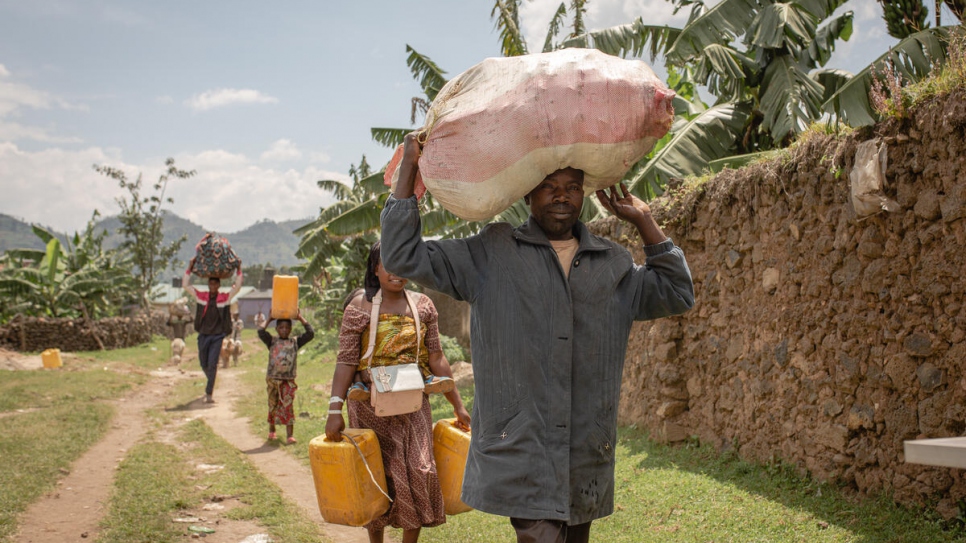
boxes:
[326,241,471,543]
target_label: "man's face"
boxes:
[526,168,584,240]
[207,278,221,294]
[277,320,292,339]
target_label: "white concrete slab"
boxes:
[904,437,966,469]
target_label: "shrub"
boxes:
[439,334,468,363]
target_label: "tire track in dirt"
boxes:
[194,369,371,543]
[12,350,377,543]
[14,367,190,542]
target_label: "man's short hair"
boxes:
[276,319,292,327]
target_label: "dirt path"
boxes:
[15,367,189,542]
[194,369,369,543]
[12,354,375,543]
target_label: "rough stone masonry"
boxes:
[591,88,966,519]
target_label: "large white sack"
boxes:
[386,48,675,221]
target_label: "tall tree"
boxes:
[93,158,194,309]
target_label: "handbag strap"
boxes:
[360,289,422,366]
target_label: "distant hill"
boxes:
[0,214,68,253]
[0,212,313,267]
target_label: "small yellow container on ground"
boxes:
[433,418,473,515]
[308,429,390,527]
[41,348,62,369]
[270,275,299,319]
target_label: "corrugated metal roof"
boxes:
[150,284,255,305]
[237,288,273,300]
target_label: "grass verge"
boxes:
[231,327,965,542]
[0,336,169,542]
[97,419,325,543]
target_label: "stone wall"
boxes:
[0,311,169,352]
[596,89,966,518]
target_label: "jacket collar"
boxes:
[513,217,611,253]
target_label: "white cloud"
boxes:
[0,142,343,235]
[309,150,332,164]
[0,143,128,232]
[0,121,82,143]
[184,88,279,112]
[260,139,302,162]
[0,66,84,143]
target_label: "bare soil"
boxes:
[8,343,372,543]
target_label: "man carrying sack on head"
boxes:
[183,257,243,404]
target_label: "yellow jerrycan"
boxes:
[433,418,473,515]
[41,348,63,369]
[270,275,299,319]
[308,429,390,526]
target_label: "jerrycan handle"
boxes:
[340,431,392,503]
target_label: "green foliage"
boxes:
[439,333,468,363]
[878,0,929,39]
[0,213,137,322]
[295,155,383,330]
[93,158,194,309]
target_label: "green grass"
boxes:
[229,327,966,542]
[97,419,325,543]
[0,337,168,542]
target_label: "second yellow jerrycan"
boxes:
[270,275,299,319]
[308,429,390,527]
[41,348,62,369]
[433,418,473,515]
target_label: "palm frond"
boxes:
[760,56,826,141]
[491,0,529,56]
[371,128,410,149]
[811,68,852,104]
[325,197,384,237]
[359,170,391,196]
[746,2,817,54]
[796,0,852,19]
[666,0,761,62]
[694,43,757,102]
[542,3,569,53]
[316,179,353,201]
[561,17,680,61]
[405,45,448,102]
[31,225,56,245]
[801,11,854,70]
[626,102,751,196]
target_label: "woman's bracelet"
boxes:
[327,409,343,415]
[329,396,344,404]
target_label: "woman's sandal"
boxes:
[424,375,455,395]
[268,432,276,440]
[347,381,370,402]
[287,436,297,444]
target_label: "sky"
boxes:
[0,0,913,234]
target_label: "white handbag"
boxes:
[361,290,426,416]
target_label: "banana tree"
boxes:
[0,223,136,321]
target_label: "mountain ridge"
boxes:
[0,212,311,267]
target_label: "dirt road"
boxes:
[12,357,373,543]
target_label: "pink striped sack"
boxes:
[385,48,675,221]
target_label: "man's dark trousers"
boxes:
[197,333,225,396]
